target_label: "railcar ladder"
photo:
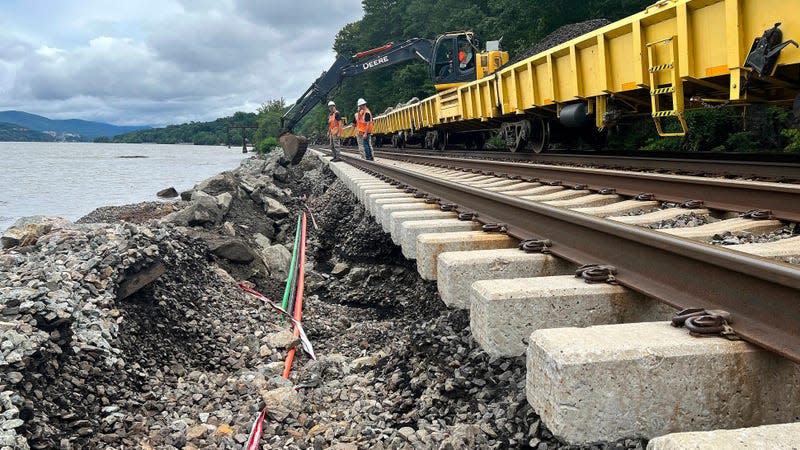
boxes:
[646,36,687,137]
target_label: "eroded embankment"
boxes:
[0,151,647,449]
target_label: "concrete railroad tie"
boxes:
[661,217,783,241]
[376,201,439,232]
[647,422,800,449]
[609,207,710,225]
[470,275,674,357]
[727,235,800,258]
[436,248,575,309]
[527,321,800,445]
[389,211,458,245]
[415,231,518,280]
[399,220,480,260]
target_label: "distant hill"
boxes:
[0,121,56,142]
[109,111,261,146]
[0,110,150,141]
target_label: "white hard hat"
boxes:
[357,98,367,106]
[327,101,336,106]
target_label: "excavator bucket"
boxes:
[279,132,308,165]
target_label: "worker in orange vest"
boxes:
[355,98,374,161]
[327,100,343,162]
[458,42,473,70]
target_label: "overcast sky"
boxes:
[0,0,364,126]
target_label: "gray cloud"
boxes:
[0,33,33,61]
[0,0,362,126]
[235,0,360,28]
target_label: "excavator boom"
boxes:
[279,38,434,163]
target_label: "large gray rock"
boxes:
[259,183,286,199]
[156,187,179,198]
[1,216,68,249]
[208,239,256,263]
[239,157,267,175]
[261,244,291,276]
[253,233,272,250]
[272,165,289,182]
[194,173,233,195]
[265,330,300,349]
[190,190,213,203]
[215,192,233,214]
[261,196,289,219]
[1,228,31,249]
[262,152,283,175]
[238,175,261,194]
[259,386,301,423]
[161,194,222,227]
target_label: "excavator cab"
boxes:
[432,33,476,89]
[432,32,509,91]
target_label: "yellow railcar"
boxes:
[339,123,358,146]
[371,0,800,152]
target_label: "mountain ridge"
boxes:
[0,110,150,141]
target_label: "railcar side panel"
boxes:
[365,0,799,141]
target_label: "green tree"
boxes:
[252,98,288,153]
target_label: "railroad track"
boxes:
[331,144,800,181]
[309,147,800,446]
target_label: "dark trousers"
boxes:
[359,134,374,161]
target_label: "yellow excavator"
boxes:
[278,31,509,163]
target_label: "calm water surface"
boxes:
[0,142,248,230]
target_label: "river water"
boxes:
[0,142,248,231]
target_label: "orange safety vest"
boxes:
[356,107,373,134]
[328,109,342,136]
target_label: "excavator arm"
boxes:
[279,38,434,163]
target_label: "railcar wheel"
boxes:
[436,130,448,151]
[529,118,551,154]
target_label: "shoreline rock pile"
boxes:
[1,151,649,449]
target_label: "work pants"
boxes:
[358,133,374,161]
[330,134,341,160]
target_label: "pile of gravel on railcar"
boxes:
[504,19,611,67]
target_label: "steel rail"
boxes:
[366,147,800,180]
[336,151,800,364]
[367,151,800,223]
[336,145,800,180]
